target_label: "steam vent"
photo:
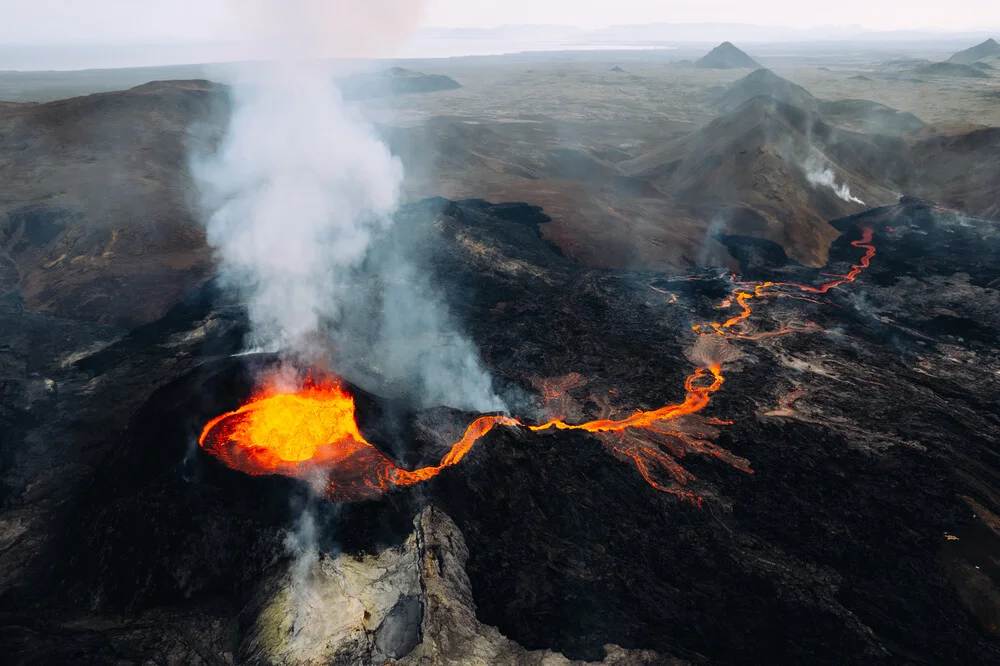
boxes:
[4,15,1000,666]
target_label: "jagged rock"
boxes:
[239,507,670,665]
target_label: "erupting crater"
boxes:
[199,375,516,502]
[200,223,880,504]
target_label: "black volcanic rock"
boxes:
[696,41,761,69]
[3,198,1000,664]
[947,37,1000,64]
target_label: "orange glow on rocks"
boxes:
[777,227,876,294]
[199,376,521,502]
[200,225,878,504]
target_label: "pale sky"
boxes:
[1,0,999,44]
[420,1,1000,31]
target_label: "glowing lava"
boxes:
[528,365,724,435]
[776,227,876,294]
[199,377,518,501]
[200,225,878,504]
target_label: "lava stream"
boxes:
[776,227,876,294]
[199,368,727,502]
[527,365,724,434]
[200,225,878,503]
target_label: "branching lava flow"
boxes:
[200,226,878,503]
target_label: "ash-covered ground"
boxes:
[2,196,999,664]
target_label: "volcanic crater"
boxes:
[5,194,999,663]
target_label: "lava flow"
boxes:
[200,225,878,503]
[199,377,516,502]
[198,368,730,502]
[776,227,876,294]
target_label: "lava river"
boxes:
[200,225,877,503]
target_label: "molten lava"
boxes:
[200,225,879,504]
[199,377,519,501]
[200,381,367,472]
[777,227,876,294]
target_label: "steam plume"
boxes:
[803,155,865,206]
[192,1,503,412]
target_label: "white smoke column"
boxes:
[193,0,424,356]
[194,1,504,412]
[803,155,865,206]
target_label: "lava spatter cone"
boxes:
[199,378,393,500]
[198,376,517,502]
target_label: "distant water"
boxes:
[0,40,676,73]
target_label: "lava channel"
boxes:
[198,369,733,503]
[200,223,879,503]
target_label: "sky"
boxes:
[420,1,1000,32]
[1,0,999,45]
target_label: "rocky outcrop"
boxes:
[239,507,669,665]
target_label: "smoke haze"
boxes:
[192,0,504,412]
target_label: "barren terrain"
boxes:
[2,42,1000,665]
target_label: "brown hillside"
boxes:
[0,81,222,327]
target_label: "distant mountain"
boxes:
[622,97,904,266]
[416,24,584,41]
[818,99,924,135]
[718,68,815,111]
[587,22,870,43]
[947,38,1000,65]
[912,62,990,78]
[911,127,1000,221]
[696,42,761,69]
[721,70,924,135]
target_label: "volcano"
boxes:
[5,194,1000,664]
[947,38,1000,65]
[717,68,817,112]
[621,96,901,266]
[695,42,761,69]
[4,55,1000,666]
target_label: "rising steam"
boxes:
[803,155,865,206]
[195,68,402,355]
[192,0,503,412]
